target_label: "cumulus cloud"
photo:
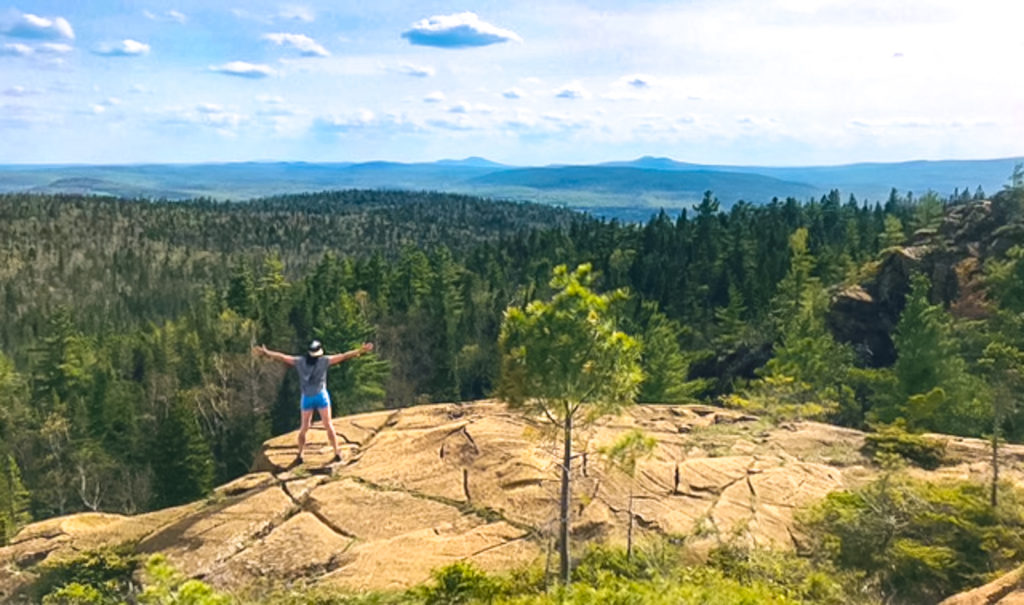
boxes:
[628,77,650,88]
[38,42,73,54]
[279,5,315,22]
[3,85,37,96]
[264,33,329,57]
[94,39,150,57]
[448,102,494,114]
[397,62,434,77]
[423,91,445,103]
[4,12,74,40]
[315,109,377,132]
[502,88,524,99]
[555,82,588,100]
[0,43,33,56]
[144,10,187,24]
[402,12,521,48]
[209,61,275,78]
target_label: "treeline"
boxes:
[3,184,1024,543]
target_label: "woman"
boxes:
[253,339,373,466]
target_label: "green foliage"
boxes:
[635,303,706,403]
[498,263,643,416]
[138,555,233,605]
[861,421,947,469]
[150,398,214,508]
[800,474,1024,603]
[41,581,113,605]
[724,375,838,422]
[873,273,988,436]
[416,561,502,605]
[707,544,863,605]
[0,453,31,544]
[32,546,139,604]
[499,263,643,584]
[598,430,657,478]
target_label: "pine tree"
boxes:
[499,263,643,585]
[150,398,214,508]
[0,454,31,545]
[880,273,986,435]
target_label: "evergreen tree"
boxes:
[0,454,31,545]
[499,263,643,585]
[878,273,986,435]
[150,398,214,508]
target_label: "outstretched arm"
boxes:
[328,342,374,366]
[252,345,296,367]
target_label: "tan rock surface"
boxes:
[940,565,1024,604]
[6,400,1024,598]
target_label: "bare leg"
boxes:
[297,409,314,461]
[318,405,341,460]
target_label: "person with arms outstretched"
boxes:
[253,339,374,466]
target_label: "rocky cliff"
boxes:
[4,400,1024,599]
[828,195,1024,366]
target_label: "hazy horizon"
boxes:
[2,1,1022,166]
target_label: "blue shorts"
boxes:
[300,390,331,411]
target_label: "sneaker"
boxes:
[288,456,304,469]
[332,453,342,464]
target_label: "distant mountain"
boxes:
[605,156,1024,202]
[1,155,1020,220]
[469,165,819,205]
[435,156,508,168]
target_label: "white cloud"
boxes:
[397,62,434,77]
[38,42,73,54]
[4,12,74,40]
[144,10,187,24]
[448,102,495,114]
[94,39,149,57]
[502,87,524,99]
[264,33,329,57]
[209,61,275,78]
[423,91,445,103]
[315,109,378,132]
[555,82,588,100]
[0,43,33,56]
[428,117,475,131]
[279,5,315,22]
[402,12,522,48]
[3,85,37,96]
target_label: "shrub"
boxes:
[416,561,502,605]
[861,421,947,469]
[707,544,870,605]
[32,545,139,603]
[800,474,1024,603]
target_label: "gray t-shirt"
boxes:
[294,356,329,396]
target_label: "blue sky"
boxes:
[1,0,1021,165]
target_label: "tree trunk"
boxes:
[627,487,634,561]
[559,410,573,585]
[992,424,1000,508]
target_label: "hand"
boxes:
[252,345,267,357]
[361,342,374,354]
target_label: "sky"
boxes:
[1,0,1022,166]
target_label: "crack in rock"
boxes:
[468,532,531,558]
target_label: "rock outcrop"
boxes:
[5,400,1024,599]
[828,197,1024,366]
[940,565,1024,605]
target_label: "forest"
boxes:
[2,180,1024,550]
